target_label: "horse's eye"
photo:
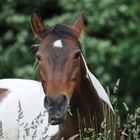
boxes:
[36,54,41,61]
[74,51,81,60]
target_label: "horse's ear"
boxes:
[31,10,45,39]
[72,12,84,38]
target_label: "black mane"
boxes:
[42,24,78,39]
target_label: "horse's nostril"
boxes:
[62,95,67,101]
[44,96,51,110]
[59,95,67,106]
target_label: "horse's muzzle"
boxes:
[48,114,66,125]
[44,94,68,125]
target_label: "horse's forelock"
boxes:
[41,24,79,40]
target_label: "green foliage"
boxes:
[0,0,140,115]
[60,0,140,109]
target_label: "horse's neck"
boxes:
[56,76,104,139]
[71,77,104,129]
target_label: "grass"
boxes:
[76,79,140,140]
[17,101,49,139]
[0,80,140,140]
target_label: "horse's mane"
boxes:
[81,54,114,113]
[42,24,78,39]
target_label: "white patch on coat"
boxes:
[0,79,59,140]
[53,40,63,48]
[81,55,114,113]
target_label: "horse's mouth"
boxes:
[49,117,64,125]
[48,114,67,125]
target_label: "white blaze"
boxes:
[53,40,63,48]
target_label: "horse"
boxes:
[31,11,120,140]
[0,11,120,140]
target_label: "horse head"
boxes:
[31,11,85,125]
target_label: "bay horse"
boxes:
[0,11,120,140]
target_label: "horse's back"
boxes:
[0,79,59,140]
[0,79,44,122]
